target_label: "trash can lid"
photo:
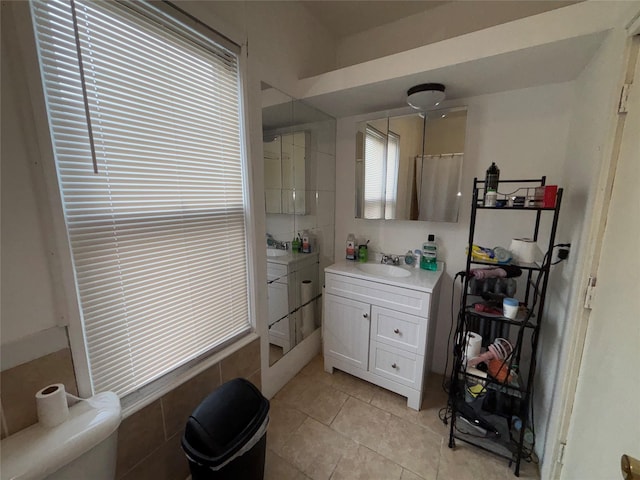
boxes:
[181,378,269,468]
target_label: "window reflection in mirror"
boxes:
[355,107,467,222]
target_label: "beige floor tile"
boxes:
[279,357,539,480]
[370,387,419,419]
[275,371,319,406]
[265,448,310,480]
[280,417,358,480]
[377,415,442,480]
[437,441,511,480]
[504,458,539,479]
[296,382,349,425]
[401,469,424,480]
[331,444,403,480]
[330,396,391,452]
[330,369,380,403]
[268,398,309,456]
[299,354,333,383]
[370,384,449,437]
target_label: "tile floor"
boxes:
[264,355,539,480]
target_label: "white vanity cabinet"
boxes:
[267,251,319,353]
[323,262,442,410]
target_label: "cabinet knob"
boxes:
[391,363,397,369]
[393,329,400,334]
[363,313,368,318]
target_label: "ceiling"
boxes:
[300,30,606,118]
[299,1,447,38]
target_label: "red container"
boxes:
[543,185,557,207]
[534,185,557,208]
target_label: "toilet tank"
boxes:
[1,392,121,480]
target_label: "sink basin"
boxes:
[267,249,289,257]
[357,263,412,278]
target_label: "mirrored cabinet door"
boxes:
[262,83,336,366]
[355,106,467,223]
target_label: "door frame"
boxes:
[547,31,640,479]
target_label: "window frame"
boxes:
[26,0,258,403]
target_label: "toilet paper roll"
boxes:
[301,302,315,339]
[464,332,482,359]
[509,238,541,264]
[36,384,69,428]
[301,279,314,304]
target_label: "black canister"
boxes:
[485,162,500,192]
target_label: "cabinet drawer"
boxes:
[371,306,425,355]
[369,343,423,389]
[267,263,288,282]
[325,272,431,317]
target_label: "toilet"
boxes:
[1,392,121,480]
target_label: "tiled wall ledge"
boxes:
[121,332,261,419]
[1,335,261,480]
[0,348,78,438]
[0,326,70,371]
[116,337,261,480]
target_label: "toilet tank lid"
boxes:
[1,391,121,480]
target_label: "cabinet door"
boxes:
[268,281,289,326]
[323,294,371,370]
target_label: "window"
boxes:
[363,126,399,219]
[30,0,251,397]
[385,132,400,219]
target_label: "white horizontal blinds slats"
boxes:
[364,126,386,219]
[31,0,250,397]
[385,132,400,219]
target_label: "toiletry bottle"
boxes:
[346,233,356,260]
[292,236,300,253]
[485,162,500,193]
[420,234,438,271]
[302,232,311,253]
[358,244,368,263]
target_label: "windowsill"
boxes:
[120,331,259,419]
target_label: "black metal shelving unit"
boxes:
[446,177,563,476]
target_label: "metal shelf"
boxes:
[447,176,563,477]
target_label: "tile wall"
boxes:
[0,338,261,480]
[1,348,78,437]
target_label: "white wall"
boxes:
[333,1,575,71]
[1,3,71,369]
[335,82,573,378]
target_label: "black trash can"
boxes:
[181,378,269,480]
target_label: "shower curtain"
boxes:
[416,153,463,222]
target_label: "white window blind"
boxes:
[363,126,386,219]
[385,132,400,219]
[30,0,251,397]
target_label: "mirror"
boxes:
[262,83,336,366]
[355,107,467,222]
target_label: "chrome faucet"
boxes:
[381,254,400,265]
[266,234,289,250]
[274,240,290,250]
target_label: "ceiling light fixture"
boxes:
[407,83,446,110]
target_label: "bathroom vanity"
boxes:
[323,261,443,410]
[267,250,319,355]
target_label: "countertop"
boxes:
[325,260,444,293]
[266,249,319,266]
